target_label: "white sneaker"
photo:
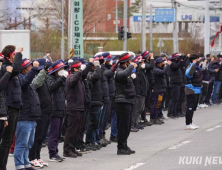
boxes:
[30,159,43,168]
[199,104,206,108]
[192,123,199,129]
[204,104,209,108]
[185,124,196,130]
[38,159,49,166]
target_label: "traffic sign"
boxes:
[155,9,175,22]
[157,39,164,47]
[133,15,155,22]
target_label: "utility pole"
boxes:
[123,0,127,51]
[172,0,178,53]
[61,0,65,60]
[68,0,74,52]
[141,0,146,52]
[115,0,118,33]
[204,0,210,55]
[219,0,222,50]
[150,4,153,51]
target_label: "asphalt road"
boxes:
[7,104,222,170]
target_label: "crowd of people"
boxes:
[0,45,221,170]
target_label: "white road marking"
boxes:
[169,141,191,150]
[123,163,145,170]
[206,125,221,132]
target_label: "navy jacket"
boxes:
[145,59,155,89]
[18,67,41,121]
[2,53,23,109]
[101,64,110,103]
[168,60,183,85]
[47,74,66,118]
[104,64,115,99]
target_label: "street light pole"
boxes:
[141,0,146,52]
[123,0,127,51]
[172,0,178,53]
[204,0,210,55]
[150,4,153,51]
[61,0,65,60]
[115,0,118,33]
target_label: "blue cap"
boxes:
[156,57,164,64]
[48,60,65,75]
[22,58,32,69]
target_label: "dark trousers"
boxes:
[178,86,185,114]
[205,79,214,103]
[97,103,108,141]
[0,120,5,143]
[168,84,180,117]
[85,106,101,144]
[164,87,171,109]
[110,109,118,138]
[0,107,19,170]
[115,103,133,150]
[186,94,199,125]
[145,89,152,112]
[132,96,145,125]
[29,114,51,160]
[199,82,209,104]
[150,92,164,119]
[64,111,83,153]
[100,101,112,138]
[48,117,63,158]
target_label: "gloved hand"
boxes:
[44,62,52,71]
[80,64,86,71]
[131,73,136,79]
[93,60,100,67]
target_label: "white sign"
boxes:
[157,39,164,47]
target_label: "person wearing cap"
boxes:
[14,59,40,170]
[63,60,85,158]
[115,52,137,155]
[29,59,52,168]
[185,54,202,130]
[167,53,183,118]
[0,59,13,143]
[85,57,103,150]
[0,46,23,170]
[141,51,154,115]
[150,57,171,125]
[47,60,68,162]
[101,52,117,143]
[43,52,53,63]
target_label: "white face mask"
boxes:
[109,60,113,65]
[164,61,167,65]
[58,70,64,77]
[141,63,145,68]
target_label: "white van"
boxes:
[95,51,136,60]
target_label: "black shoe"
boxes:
[178,113,185,117]
[135,124,144,130]
[167,115,176,119]
[144,120,153,126]
[63,152,77,158]
[49,156,63,162]
[126,147,135,154]
[73,150,83,156]
[158,119,164,124]
[103,137,111,144]
[26,167,36,170]
[160,116,167,120]
[130,127,139,132]
[91,143,101,150]
[57,155,65,160]
[117,149,131,155]
[85,144,97,151]
[163,108,168,111]
[150,119,162,125]
[110,137,117,143]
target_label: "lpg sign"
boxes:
[181,15,192,21]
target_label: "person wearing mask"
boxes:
[115,52,137,155]
[43,52,53,63]
[0,46,23,170]
[14,59,40,170]
[150,57,171,125]
[185,54,202,130]
[167,53,183,118]
[47,60,67,162]
[63,60,85,158]
[29,59,52,168]
[85,58,103,151]
[0,56,13,142]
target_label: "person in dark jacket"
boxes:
[14,59,40,170]
[29,59,52,168]
[141,51,154,124]
[85,58,103,149]
[102,53,118,143]
[47,60,67,162]
[0,46,23,170]
[115,52,137,155]
[63,60,85,158]
[150,57,171,125]
[185,54,202,130]
[0,57,13,142]
[167,53,183,118]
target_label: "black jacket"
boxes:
[133,68,148,96]
[153,65,170,92]
[104,64,115,99]
[2,53,23,109]
[0,67,11,118]
[168,60,183,85]
[36,79,52,114]
[145,59,155,89]
[101,64,109,103]
[66,71,85,111]
[47,74,66,118]
[115,65,135,104]
[87,66,103,106]
[18,67,40,121]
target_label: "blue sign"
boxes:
[181,15,192,21]
[203,16,220,22]
[155,9,175,22]
[133,15,155,22]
